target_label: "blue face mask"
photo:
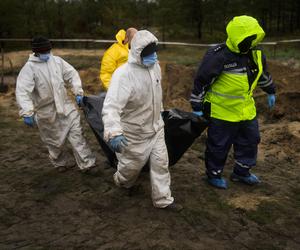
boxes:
[142,52,157,67]
[39,53,50,62]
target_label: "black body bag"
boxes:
[162,108,208,165]
[82,94,208,167]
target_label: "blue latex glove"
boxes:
[267,94,276,109]
[75,95,83,106]
[193,111,203,117]
[23,116,35,127]
[109,135,128,153]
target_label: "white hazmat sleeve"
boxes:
[16,64,35,117]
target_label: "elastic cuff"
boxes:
[23,113,34,117]
[73,87,84,96]
[192,108,203,112]
[104,131,123,141]
[191,104,203,112]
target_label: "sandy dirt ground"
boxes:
[0,50,300,249]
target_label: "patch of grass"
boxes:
[263,45,300,60]
[62,55,100,70]
[246,200,285,225]
[160,44,300,65]
[159,46,206,65]
[181,186,232,231]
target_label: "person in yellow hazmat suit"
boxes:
[100,28,137,90]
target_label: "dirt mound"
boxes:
[256,91,300,123]
[161,63,195,111]
[79,68,102,94]
[227,194,275,211]
[288,121,300,140]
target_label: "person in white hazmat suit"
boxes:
[102,30,182,210]
[16,36,96,173]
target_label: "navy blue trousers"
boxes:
[205,118,260,178]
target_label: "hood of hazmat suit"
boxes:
[226,15,265,54]
[102,30,164,141]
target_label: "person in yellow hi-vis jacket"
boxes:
[190,16,276,189]
[100,28,137,90]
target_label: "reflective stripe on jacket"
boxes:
[205,50,263,121]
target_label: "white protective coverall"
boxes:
[102,30,174,208]
[16,54,96,170]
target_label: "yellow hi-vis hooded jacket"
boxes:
[190,16,275,122]
[100,29,129,90]
[205,16,265,121]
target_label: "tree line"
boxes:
[1,0,299,42]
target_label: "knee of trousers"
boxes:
[114,158,144,187]
[113,169,139,188]
[150,153,169,170]
[205,149,229,163]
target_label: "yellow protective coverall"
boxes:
[100,29,129,90]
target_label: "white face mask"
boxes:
[39,53,50,62]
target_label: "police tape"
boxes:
[0,38,300,47]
